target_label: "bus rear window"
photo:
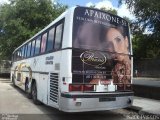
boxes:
[72,7,131,54]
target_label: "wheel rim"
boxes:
[25,82,29,92]
[32,85,37,100]
[12,76,15,85]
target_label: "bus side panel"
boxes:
[59,49,72,92]
[43,51,62,108]
[37,73,49,104]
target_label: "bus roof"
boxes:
[13,6,129,53]
[13,6,76,53]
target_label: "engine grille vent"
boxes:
[50,73,58,103]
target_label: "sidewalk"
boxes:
[132,78,160,100]
[133,77,160,81]
[133,77,160,87]
[129,96,160,116]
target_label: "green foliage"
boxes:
[87,4,117,15]
[122,16,132,24]
[120,0,160,59]
[100,7,117,15]
[0,0,67,60]
[89,5,96,8]
[132,33,160,59]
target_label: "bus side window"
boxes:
[16,51,18,61]
[23,45,26,59]
[27,42,32,57]
[35,36,41,55]
[19,48,22,60]
[41,32,47,53]
[17,49,20,60]
[22,46,25,59]
[46,27,55,52]
[17,50,20,60]
[25,44,28,58]
[14,51,17,61]
[31,40,35,56]
[54,23,63,50]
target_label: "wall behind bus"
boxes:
[0,60,11,78]
[134,58,160,78]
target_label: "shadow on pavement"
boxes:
[2,78,158,120]
[7,82,126,120]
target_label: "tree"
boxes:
[87,4,117,15]
[0,0,67,60]
[99,7,118,15]
[119,0,160,59]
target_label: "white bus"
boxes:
[11,6,133,112]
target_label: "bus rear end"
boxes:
[60,7,133,112]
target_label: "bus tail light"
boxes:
[83,85,94,91]
[115,84,132,91]
[69,84,82,91]
[69,84,95,92]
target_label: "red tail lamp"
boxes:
[83,85,94,91]
[69,84,82,91]
[69,84,95,92]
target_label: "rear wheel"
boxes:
[25,79,32,99]
[31,82,41,105]
[12,75,16,87]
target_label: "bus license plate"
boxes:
[99,97,116,102]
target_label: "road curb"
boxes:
[128,105,160,117]
[133,85,160,100]
[126,105,142,112]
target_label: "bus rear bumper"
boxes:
[60,91,134,112]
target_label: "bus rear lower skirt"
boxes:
[61,91,134,98]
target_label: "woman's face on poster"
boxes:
[76,23,101,49]
[105,28,129,61]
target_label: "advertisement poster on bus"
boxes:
[72,7,132,89]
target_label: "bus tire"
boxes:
[12,75,16,87]
[31,82,41,105]
[25,78,32,99]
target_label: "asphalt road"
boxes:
[0,78,137,120]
